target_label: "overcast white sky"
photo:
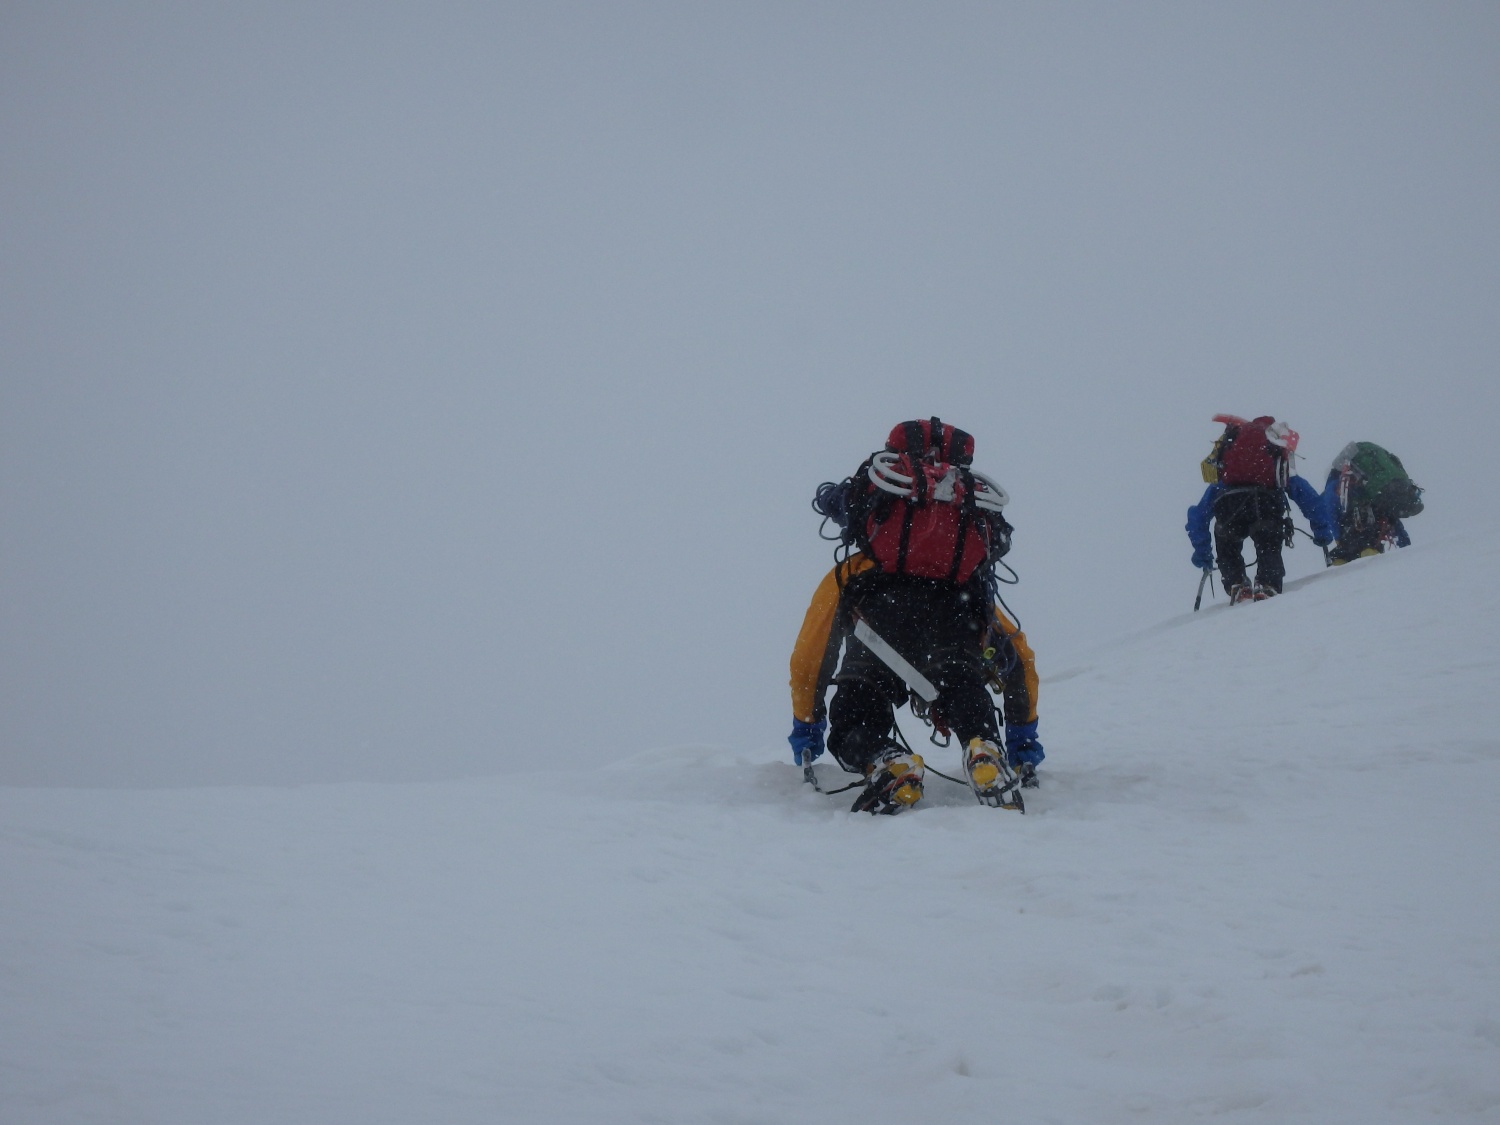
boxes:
[3,2,1497,786]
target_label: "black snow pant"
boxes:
[1328,510,1403,563]
[1328,520,1381,563]
[827,575,999,775]
[1213,487,1290,594]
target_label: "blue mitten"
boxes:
[788,718,826,766]
[1191,547,1213,571]
[1005,720,1045,768]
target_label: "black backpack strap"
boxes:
[894,453,927,573]
[988,510,1013,558]
[949,425,972,465]
[904,419,927,460]
[843,456,877,557]
[946,467,978,581]
[894,502,915,573]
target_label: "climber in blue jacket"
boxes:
[1186,415,1335,601]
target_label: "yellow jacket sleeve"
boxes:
[789,555,873,724]
[991,605,1040,726]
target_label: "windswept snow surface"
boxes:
[4,534,1500,1124]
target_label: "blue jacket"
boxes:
[1186,476,1333,565]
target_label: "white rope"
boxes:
[971,470,1009,511]
[868,453,1009,512]
[868,451,913,496]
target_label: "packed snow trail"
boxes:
[3,534,1498,1124]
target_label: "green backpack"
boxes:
[1336,442,1424,519]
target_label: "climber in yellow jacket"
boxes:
[787,418,1044,814]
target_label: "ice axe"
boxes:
[1193,566,1215,612]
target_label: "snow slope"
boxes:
[4,534,1499,1124]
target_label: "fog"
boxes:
[3,2,1496,787]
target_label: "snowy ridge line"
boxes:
[1040,532,1471,685]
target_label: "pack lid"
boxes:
[885,417,974,465]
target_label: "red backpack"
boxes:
[1205,414,1298,489]
[854,418,1008,584]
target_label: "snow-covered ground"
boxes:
[4,533,1499,1124]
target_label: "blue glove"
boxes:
[1395,526,1411,548]
[1191,547,1213,571]
[1005,720,1045,768]
[788,718,826,766]
[1313,535,1331,547]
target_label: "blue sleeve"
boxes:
[1005,720,1044,767]
[1393,519,1410,548]
[1318,470,1346,534]
[1319,473,1342,535]
[1186,484,1219,558]
[1288,475,1335,544]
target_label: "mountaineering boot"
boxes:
[964,737,1003,792]
[1230,584,1276,604]
[850,748,925,815]
[963,738,1023,810]
[1018,762,1039,789]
